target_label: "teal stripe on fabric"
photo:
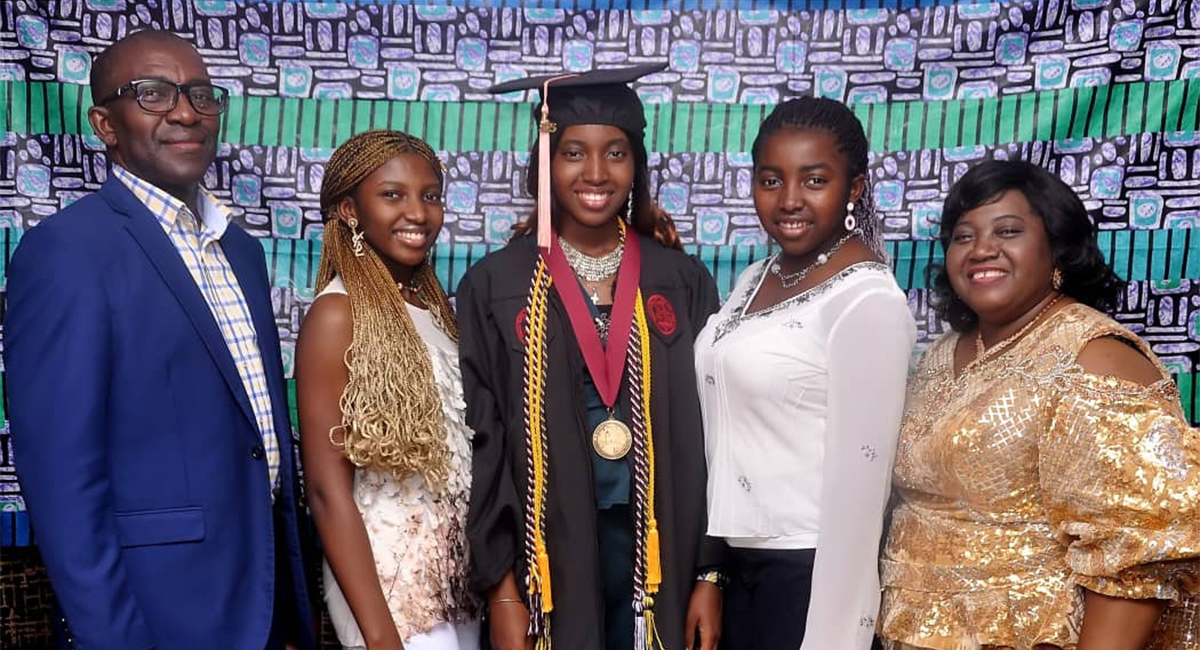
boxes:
[3,81,1196,153]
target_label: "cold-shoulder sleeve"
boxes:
[457,268,523,594]
[1039,372,1200,602]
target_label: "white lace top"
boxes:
[694,260,916,650]
[317,277,479,646]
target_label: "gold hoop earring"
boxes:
[348,216,366,258]
[1052,268,1063,291]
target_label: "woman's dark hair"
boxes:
[929,159,1126,332]
[515,127,681,250]
[750,96,878,245]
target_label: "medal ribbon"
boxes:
[541,227,642,409]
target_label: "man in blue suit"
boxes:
[5,30,315,650]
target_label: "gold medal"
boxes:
[592,417,633,460]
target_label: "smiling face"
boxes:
[87,37,220,204]
[340,153,444,282]
[752,127,864,263]
[944,189,1057,329]
[550,124,636,236]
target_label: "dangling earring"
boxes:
[844,201,857,231]
[625,185,635,223]
[347,216,365,257]
[1052,268,1063,291]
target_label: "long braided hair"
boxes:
[316,129,458,488]
[751,96,884,256]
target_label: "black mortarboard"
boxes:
[488,62,667,250]
[488,62,666,139]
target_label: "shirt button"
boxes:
[705,375,715,386]
[250,445,265,460]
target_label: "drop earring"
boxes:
[844,201,857,231]
[348,216,365,257]
[625,186,635,223]
[1052,268,1063,291]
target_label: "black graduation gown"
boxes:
[457,233,724,650]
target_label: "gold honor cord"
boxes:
[520,257,667,649]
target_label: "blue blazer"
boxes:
[5,178,315,650]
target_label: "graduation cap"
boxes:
[488,62,667,250]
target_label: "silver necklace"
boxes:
[769,231,856,289]
[397,280,447,335]
[559,235,624,283]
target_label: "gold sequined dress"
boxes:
[879,303,1200,650]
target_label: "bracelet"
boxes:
[695,569,729,590]
[491,597,524,605]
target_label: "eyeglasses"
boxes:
[99,79,230,116]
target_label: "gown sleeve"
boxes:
[802,287,917,650]
[684,254,727,571]
[1039,371,1200,602]
[457,268,524,594]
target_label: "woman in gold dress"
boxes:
[878,160,1199,650]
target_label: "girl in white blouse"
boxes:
[695,97,916,650]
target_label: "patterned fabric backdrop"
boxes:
[1,0,1198,645]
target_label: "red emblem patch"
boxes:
[515,307,529,346]
[646,294,677,337]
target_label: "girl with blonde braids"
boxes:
[296,130,480,650]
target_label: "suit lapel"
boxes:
[101,179,259,432]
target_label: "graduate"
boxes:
[457,63,725,650]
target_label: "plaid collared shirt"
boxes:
[113,166,280,492]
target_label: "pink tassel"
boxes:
[537,108,553,252]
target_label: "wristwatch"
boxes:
[695,568,729,589]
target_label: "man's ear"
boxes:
[88,106,119,148]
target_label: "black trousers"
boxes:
[720,547,815,650]
[598,505,635,650]
[265,502,300,650]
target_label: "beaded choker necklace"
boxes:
[559,229,625,282]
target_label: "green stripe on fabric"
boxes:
[690,103,709,152]
[261,97,282,147]
[870,104,888,152]
[1053,88,1074,141]
[458,101,478,152]
[318,100,338,149]
[11,81,28,133]
[1124,83,1146,134]
[4,80,1197,153]
[904,101,925,151]
[1145,82,1166,133]
[1178,373,1197,425]
[371,101,391,131]
[1105,84,1127,137]
[1166,81,1186,131]
[243,96,263,145]
[353,99,372,136]
[887,102,906,151]
[28,82,45,134]
[45,83,62,134]
[0,82,10,132]
[1181,80,1200,131]
[223,96,245,143]
[960,99,980,146]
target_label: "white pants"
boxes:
[343,620,480,650]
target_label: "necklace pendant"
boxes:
[590,287,600,303]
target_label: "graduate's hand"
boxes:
[488,571,534,650]
[488,600,533,650]
[685,581,722,650]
